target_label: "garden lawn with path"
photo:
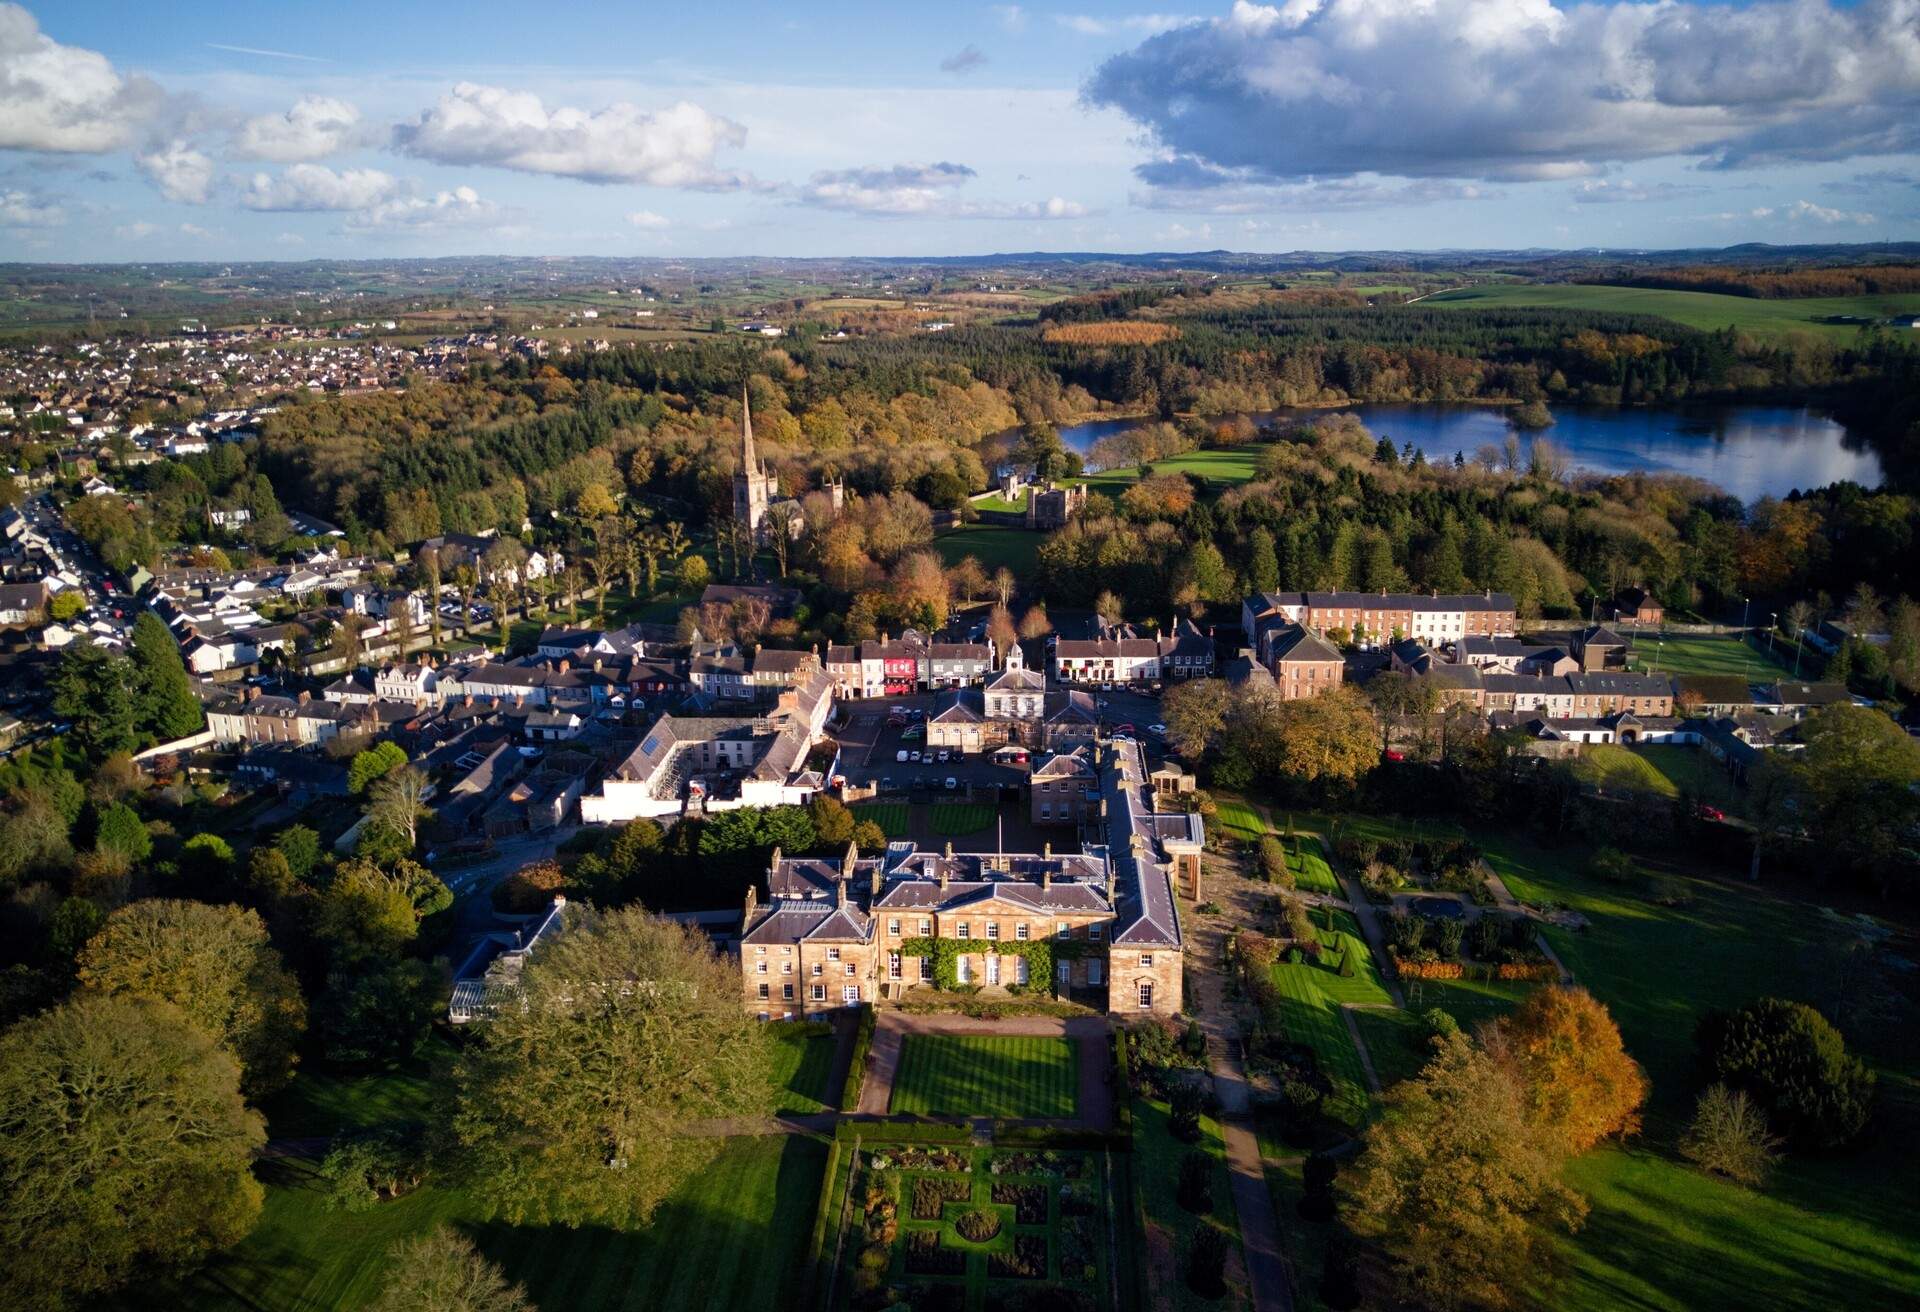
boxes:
[889,1035,1079,1119]
[851,802,910,839]
[1266,912,1394,1127]
[1133,1097,1249,1312]
[838,1141,1114,1312]
[930,803,996,836]
[1215,798,1267,839]
[1287,835,1340,896]
[139,1136,828,1312]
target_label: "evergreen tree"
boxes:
[50,644,138,762]
[1247,527,1281,594]
[130,613,203,741]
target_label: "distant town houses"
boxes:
[1051,620,1218,688]
[1242,589,1519,649]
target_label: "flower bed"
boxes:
[991,1181,1049,1226]
[954,1207,1005,1244]
[988,1234,1049,1280]
[906,1228,967,1276]
[870,1145,971,1173]
[1394,958,1557,982]
[988,1149,1084,1178]
[912,1176,974,1220]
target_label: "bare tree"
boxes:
[368,767,429,852]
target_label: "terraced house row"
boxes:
[737,737,1200,1018]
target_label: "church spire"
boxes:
[741,385,758,473]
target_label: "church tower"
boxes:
[731,386,775,540]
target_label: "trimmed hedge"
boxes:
[840,1004,877,1112]
[1393,958,1557,982]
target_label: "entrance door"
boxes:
[986,954,1000,985]
[1088,959,1103,986]
[1056,961,1071,986]
[956,955,972,984]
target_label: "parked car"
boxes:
[1696,804,1727,822]
[909,750,922,762]
[896,749,909,763]
[944,776,959,790]
[1148,722,1167,736]
[1113,722,1136,736]
[1383,749,1406,763]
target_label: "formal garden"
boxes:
[833,1142,1116,1312]
[891,1036,1079,1120]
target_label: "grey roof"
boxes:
[1098,737,1188,948]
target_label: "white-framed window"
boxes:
[781,946,792,954]
[919,918,932,935]
[782,961,793,975]
[757,984,768,999]
[845,963,856,976]
[754,946,766,955]
[887,919,901,936]
[843,985,861,1004]
[811,962,822,976]
[956,923,970,940]
[1141,954,1154,967]
[986,922,999,940]
[920,956,933,979]
[1088,925,1103,942]
[783,984,794,1000]
[888,953,902,979]
[755,960,767,975]
[1016,923,1029,941]
[812,984,826,1002]
[1056,922,1070,940]
[1138,981,1154,1009]
[827,947,840,962]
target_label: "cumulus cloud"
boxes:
[626,209,670,229]
[241,164,403,211]
[798,161,1085,219]
[1569,178,1704,205]
[1136,169,1496,212]
[1059,13,1198,36]
[394,83,754,188]
[940,45,988,74]
[1765,199,1878,225]
[0,3,165,152]
[233,95,364,161]
[0,188,63,226]
[135,140,215,204]
[1086,0,1920,188]
[344,184,501,231]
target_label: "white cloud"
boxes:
[1569,178,1703,205]
[797,161,1085,219]
[992,5,1028,32]
[1782,198,1876,224]
[233,96,364,161]
[344,184,501,232]
[112,220,157,240]
[940,45,988,74]
[242,164,403,211]
[1136,171,1496,213]
[1059,13,1198,36]
[135,140,215,204]
[1087,0,1920,187]
[0,3,165,152]
[626,209,671,229]
[275,231,306,246]
[394,83,754,189]
[0,188,62,226]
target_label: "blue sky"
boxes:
[2,0,1917,260]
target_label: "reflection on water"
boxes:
[1035,404,1882,502]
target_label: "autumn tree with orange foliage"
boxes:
[1488,985,1648,1155]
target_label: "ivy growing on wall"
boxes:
[897,936,1103,996]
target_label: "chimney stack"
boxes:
[842,840,858,880]
[741,885,758,935]
[836,877,848,909]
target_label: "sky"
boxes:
[1,0,1918,261]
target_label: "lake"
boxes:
[1046,403,1883,502]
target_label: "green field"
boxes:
[147,1137,828,1312]
[973,489,1029,512]
[851,802,910,838]
[1428,282,1920,342]
[1077,445,1272,497]
[1215,798,1267,838]
[931,524,1040,575]
[1289,835,1340,896]
[1625,632,1790,678]
[1268,915,1393,1125]
[1573,743,1743,811]
[258,1041,452,1139]
[1134,1098,1250,1312]
[930,803,995,836]
[768,1023,838,1114]
[889,1036,1079,1119]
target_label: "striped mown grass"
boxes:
[1214,799,1267,838]
[889,1035,1078,1119]
[1288,835,1340,896]
[851,802,910,838]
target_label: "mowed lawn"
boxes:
[931,524,1040,575]
[1215,798,1267,838]
[1574,743,1743,811]
[1289,835,1340,895]
[1268,914,1392,1125]
[1624,632,1790,678]
[1076,444,1272,497]
[930,802,996,835]
[1427,282,1920,342]
[889,1035,1079,1119]
[767,1023,837,1114]
[851,802,910,838]
[147,1136,828,1312]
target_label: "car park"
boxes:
[944,776,958,790]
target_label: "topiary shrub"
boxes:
[1177,1150,1213,1214]
[1186,1224,1230,1298]
[1297,1152,1337,1223]
[1170,1082,1207,1143]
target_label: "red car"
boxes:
[1696,804,1727,822]
[1383,750,1407,763]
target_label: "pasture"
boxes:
[1428,282,1920,342]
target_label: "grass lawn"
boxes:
[1574,743,1744,812]
[1623,632,1790,678]
[1572,743,1680,797]
[1268,947,1379,1125]
[1134,1098,1250,1312]
[931,524,1040,575]
[147,1136,828,1312]
[930,802,995,836]
[767,1022,838,1115]
[889,1036,1078,1119]
[973,490,1028,512]
[1215,798,1268,838]
[851,802,910,838]
[1289,835,1341,896]
[1468,837,1920,1311]
[1076,444,1273,497]
[258,1040,453,1139]
[1427,282,1920,342]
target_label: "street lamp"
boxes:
[1768,612,1778,658]
[1740,597,1752,676]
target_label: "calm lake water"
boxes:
[1048,404,1883,502]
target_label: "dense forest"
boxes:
[1581,264,1920,299]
